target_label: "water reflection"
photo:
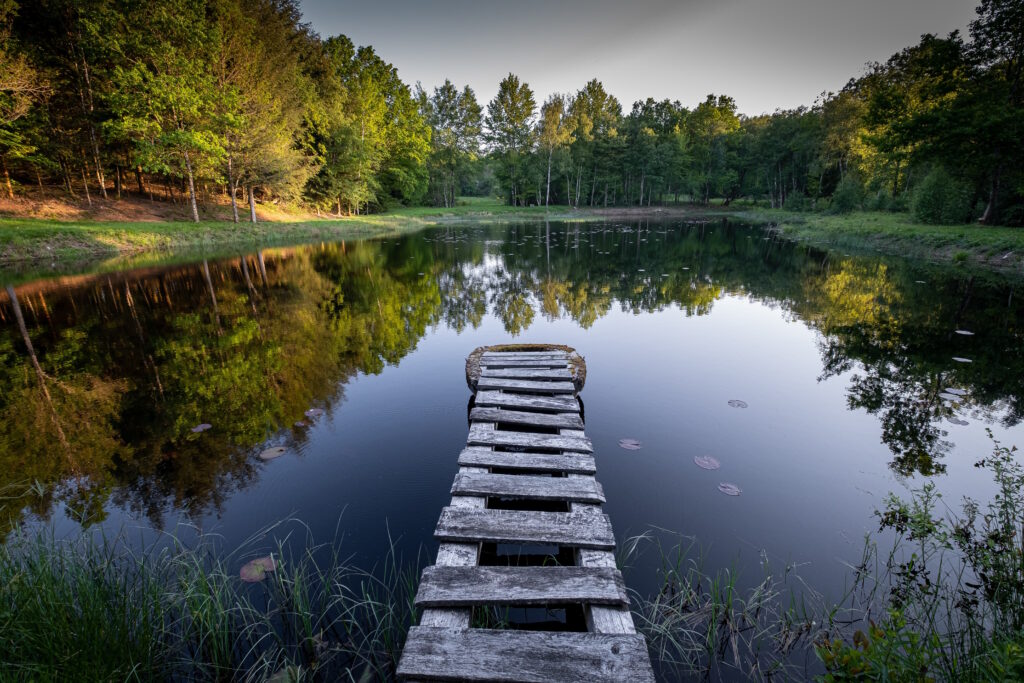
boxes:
[0,220,1021,534]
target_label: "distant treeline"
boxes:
[0,0,1021,224]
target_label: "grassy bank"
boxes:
[3,198,1022,278]
[0,201,572,265]
[0,520,420,681]
[729,207,1024,275]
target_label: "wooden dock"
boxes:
[397,348,655,682]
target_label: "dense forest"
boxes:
[0,0,1021,224]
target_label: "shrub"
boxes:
[830,175,863,214]
[911,168,972,224]
[784,194,814,212]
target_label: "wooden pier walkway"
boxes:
[397,348,655,682]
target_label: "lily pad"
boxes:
[259,446,287,461]
[618,438,643,450]
[718,482,742,496]
[694,455,721,470]
[948,417,970,426]
[304,408,325,418]
[954,330,975,336]
[727,399,748,409]
[240,555,276,583]
[191,423,212,433]
[952,357,973,363]
[944,388,967,396]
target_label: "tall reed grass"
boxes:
[0,519,421,681]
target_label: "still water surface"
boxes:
[1,219,1021,606]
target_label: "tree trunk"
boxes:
[227,156,239,223]
[114,164,122,198]
[74,35,107,200]
[545,148,552,209]
[2,158,13,199]
[80,164,92,207]
[249,185,257,222]
[135,165,145,195]
[980,163,1002,225]
[182,149,200,222]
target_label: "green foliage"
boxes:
[485,73,536,205]
[817,611,939,682]
[911,167,973,224]
[830,175,864,214]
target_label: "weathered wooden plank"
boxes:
[435,507,615,549]
[458,448,596,474]
[397,627,655,682]
[479,358,569,368]
[419,463,487,630]
[573,496,638,636]
[474,390,579,413]
[414,566,628,607]
[475,377,576,394]
[480,367,573,380]
[470,407,583,430]
[467,424,593,453]
[482,351,568,359]
[452,471,605,503]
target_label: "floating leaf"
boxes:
[304,408,325,418]
[952,357,973,363]
[727,399,748,409]
[944,388,967,396]
[259,446,287,461]
[191,423,212,433]
[294,421,309,428]
[939,392,961,402]
[915,280,926,284]
[618,438,642,450]
[694,455,721,470]
[954,330,975,336]
[240,555,276,583]
[718,482,742,496]
[948,417,969,426]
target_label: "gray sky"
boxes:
[298,0,978,116]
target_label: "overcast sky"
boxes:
[297,0,978,116]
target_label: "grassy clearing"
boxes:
[0,519,420,682]
[728,207,1024,274]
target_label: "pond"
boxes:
[1,218,1022,613]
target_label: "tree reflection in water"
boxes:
[0,220,1020,533]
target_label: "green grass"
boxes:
[0,199,587,266]
[727,207,1024,273]
[0,519,421,682]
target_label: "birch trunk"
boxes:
[183,149,200,222]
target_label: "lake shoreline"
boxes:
[732,208,1024,276]
[2,203,1022,278]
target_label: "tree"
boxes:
[686,94,740,204]
[537,94,574,208]
[0,0,48,198]
[421,80,482,207]
[105,0,225,222]
[485,73,536,205]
